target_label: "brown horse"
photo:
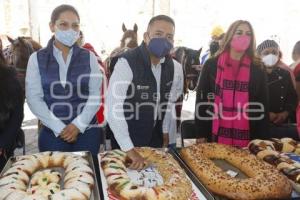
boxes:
[110,23,138,57]
[120,23,138,48]
[106,23,139,79]
[5,36,42,91]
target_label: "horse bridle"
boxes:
[182,52,201,92]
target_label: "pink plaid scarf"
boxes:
[212,51,251,147]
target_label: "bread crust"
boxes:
[0,151,94,199]
[101,147,193,200]
[248,138,300,192]
[180,143,292,200]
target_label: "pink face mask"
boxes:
[230,35,251,52]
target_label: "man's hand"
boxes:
[273,111,289,125]
[269,112,277,123]
[126,148,146,170]
[60,124,80,143]
[196,138,207,144]
[163,133,169,147]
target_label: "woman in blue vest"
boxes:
[26,5,102,156]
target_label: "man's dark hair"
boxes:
[51,4,80,24]
[147,15,175,29]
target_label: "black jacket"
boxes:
[118,43,174,147]
[195,56,269,141]
[0,65,24,151]
[267,67,297,116]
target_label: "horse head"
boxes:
[120,23,138,49]
[9,37,34,68]
[104,23,138,80]
[183,47,202,90]
[172,47,202,92]
[7,36,41,92]
[20,36,42,51]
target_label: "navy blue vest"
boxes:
[120,43,174,146]
[37,38,96,125]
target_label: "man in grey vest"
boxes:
[107,15,181,170]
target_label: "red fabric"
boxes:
[82,43,106,124]
[297,104,300,137]
[83,43,98,56]
[212,51,251,148]
[82,43,106,70]
[293,63,300,78]
[294,63,300,136]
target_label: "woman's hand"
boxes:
[269,112,277,122]
[60,124,80,143]
[273,111,289,125]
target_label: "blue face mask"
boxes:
[55,28,79,47]
[147,37,173,58]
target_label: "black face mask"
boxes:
[209,41,220,56]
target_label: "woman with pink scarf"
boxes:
[195,20,269,148]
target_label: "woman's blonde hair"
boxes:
[216,20,261,66]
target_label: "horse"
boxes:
[121,23,138,48]
[105,23,139,79]
[0,38,6,65]
[171,47,202,93]
[110,23,138,57]
[3,36,42,92]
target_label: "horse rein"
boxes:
[182,53,201,93]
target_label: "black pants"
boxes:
[110,121,163,150]
[269,123,299,140]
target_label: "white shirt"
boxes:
[162,61,184,144]
[106,57,183,151]
[25,44,102,137]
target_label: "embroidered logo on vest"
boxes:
[137,85,150,90]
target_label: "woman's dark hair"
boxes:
[51,4,80,23]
